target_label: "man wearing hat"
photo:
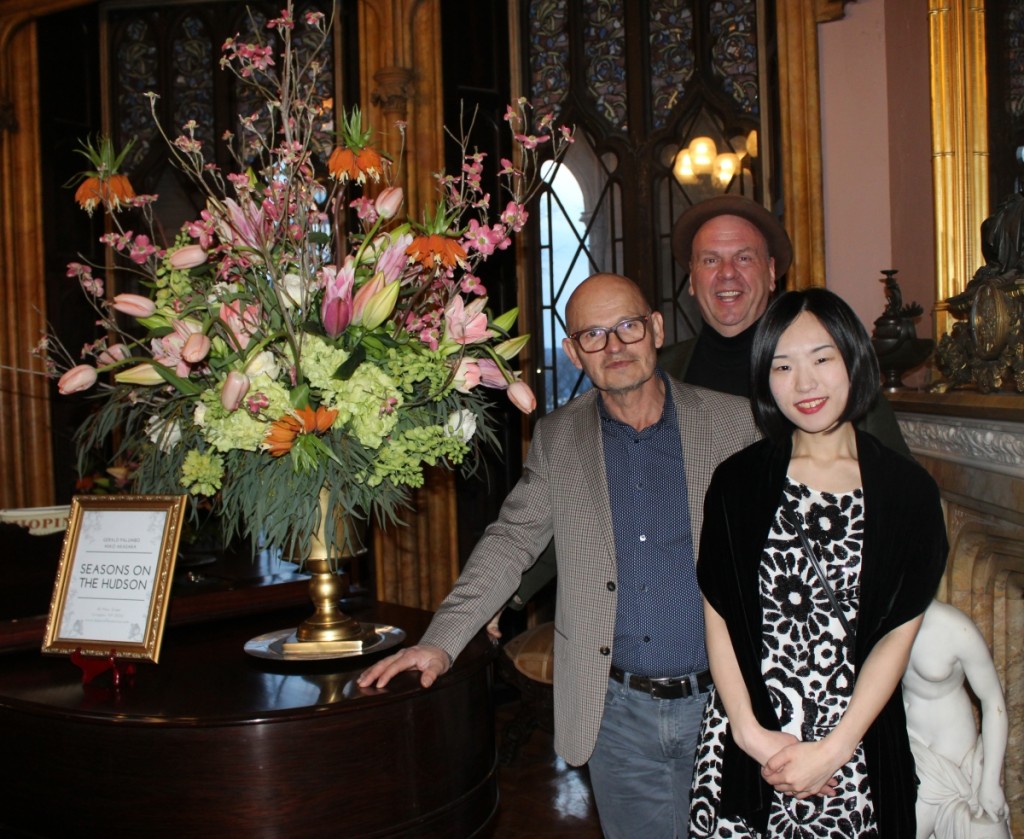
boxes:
[661,194,908,450]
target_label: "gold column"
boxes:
[358,0,459,610]
[929,0,989,339]
[0,13,52,508]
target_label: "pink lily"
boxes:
[375,232,414,283]
[476,358,509,389]
[452,358,482,393]
[444,295,492,345]
[219,197,266,251]
[219,299,261,351]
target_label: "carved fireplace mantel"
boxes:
[891,391,1024,831]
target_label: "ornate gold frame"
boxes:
[929,0,989,339]
[42,494,187,663]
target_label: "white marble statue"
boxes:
[903,599,1012,839]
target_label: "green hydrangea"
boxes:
[329,363,402,449]
[382,345,454,400]
[299,335,403,449]
[197,374,291,452]
[365,424,469,488]
[299,335,350,391]
[180,449,225,496]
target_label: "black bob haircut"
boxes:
[750,288,880,441]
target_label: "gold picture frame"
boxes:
[42,495,188,663]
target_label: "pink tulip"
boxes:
[98,343,129,366]
[112,293,156,318]
[58,364,98,395]
[320,260,355,338]
[220,371,250,412]
[169,244,208,270]
[507,380,537,414]
[374,187,404,220]
[182,332,211,363]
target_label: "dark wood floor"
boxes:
[484,691,602,838]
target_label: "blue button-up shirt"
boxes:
[600,374,707,677]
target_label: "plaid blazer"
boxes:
[421,376,759,766]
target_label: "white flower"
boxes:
[245,350,281,380]
[445,409,477,443]
[194,402,207,427]
[279,272,307,309]
[146,416,183,452]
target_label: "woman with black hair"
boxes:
[688,288,948,838]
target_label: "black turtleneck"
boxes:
[682,321,758,397]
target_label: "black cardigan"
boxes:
[696,430,948,836]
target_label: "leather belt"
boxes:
[609,665,713,699]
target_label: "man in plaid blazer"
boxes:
[360,272,758,837]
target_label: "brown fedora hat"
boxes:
[671,195,792,277]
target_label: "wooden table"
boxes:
[0,601,498,838]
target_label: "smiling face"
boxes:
[563,273,664,396]
[688,214,776,337]
[768,310,851,435]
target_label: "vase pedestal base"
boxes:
[243,624,405,661]
[283,625,385,655]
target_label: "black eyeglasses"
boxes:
[569,314,651,353]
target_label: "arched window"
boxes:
[521,0,777,414]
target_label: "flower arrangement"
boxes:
[38,4,572,560]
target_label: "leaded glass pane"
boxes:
[582,0,627,129]
[116,18,158,174]
[529,0,569,129]
[709,0,759,115]
[649,0,696,130]
[537,135,624,412]
[172,15,215,165]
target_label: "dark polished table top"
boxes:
[0,600,500,838]
[0,600,493,723]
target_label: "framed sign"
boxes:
[42,495,188,663]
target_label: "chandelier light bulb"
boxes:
[688,136,716,174]
[713,152,740,188]
[673,148,698,184]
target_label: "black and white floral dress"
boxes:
[689,478,878,838]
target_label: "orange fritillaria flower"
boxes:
[264,405,339,457]
[406,233,468,270]
[74,173,137,215]
[327,147,360,182]
[355,146,384,181]
[327,144,385,183]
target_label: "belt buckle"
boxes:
[648,677,688,700]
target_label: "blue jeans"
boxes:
[587,673,707,839]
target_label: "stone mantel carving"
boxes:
[891,390,1024,834]
[898,414,1024,480]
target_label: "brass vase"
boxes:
[282,488,380,655]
